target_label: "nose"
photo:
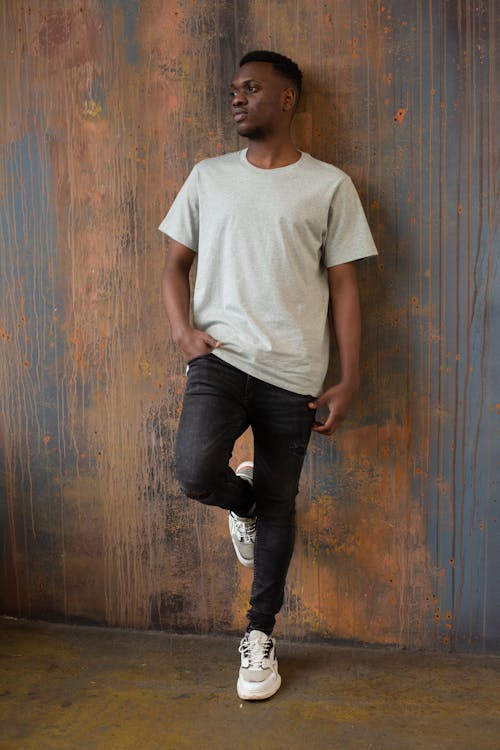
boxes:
[232,89,248,107]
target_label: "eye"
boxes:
[228,84,259,98]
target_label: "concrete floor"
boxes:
[0,618,499,750]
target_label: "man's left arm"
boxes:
[308,261,361,436]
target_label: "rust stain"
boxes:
[0,0,496,650]
[394,107,407,124]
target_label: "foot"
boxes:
[228,461,256,568]
[237,630,281,700]
[235,460,254,485]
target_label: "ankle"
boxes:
[247,626,273,637]
[232,502,256,519]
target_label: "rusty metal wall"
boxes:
[0,0,497,650]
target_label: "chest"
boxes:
[198,173,331,253]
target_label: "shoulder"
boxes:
[193,150,241,175]
[299,153,350,186]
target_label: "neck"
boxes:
[245,136,301,169]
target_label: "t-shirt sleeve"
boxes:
[323,176,378,267]
[158,165,199,251]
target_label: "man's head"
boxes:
[230,51,303,139]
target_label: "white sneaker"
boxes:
[228,461,256,568]
[237,630,281,700]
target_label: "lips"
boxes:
[233,110,247,122]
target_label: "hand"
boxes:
[308,380,359,436]
[175,326,222,361]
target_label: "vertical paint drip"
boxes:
[0,0,496,650]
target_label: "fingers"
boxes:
[311,407,345,436]
[309,396,337,434]
[311,414,342,436]
[181,329,222,360]
[203,334,222,349]
[310,384,354,436]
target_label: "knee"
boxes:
[174,458,216,501]
[256,494,297,525]
[175,468,212,500]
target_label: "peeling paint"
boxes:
[0,0,497,651]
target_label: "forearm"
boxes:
[308,264,361,435]
[161,240,221,359]
[162,263,192,344]
[329,263,361,389]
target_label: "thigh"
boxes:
[250,382,315,512]
[175,355,249,488]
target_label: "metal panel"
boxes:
[0,0,497,649]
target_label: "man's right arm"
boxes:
[162,238,222,360]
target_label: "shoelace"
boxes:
[233,517,256,543]
[238,635,273,667]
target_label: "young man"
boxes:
[160,50,377,700]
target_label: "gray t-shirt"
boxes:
[159,149,377,396]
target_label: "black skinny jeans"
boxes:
[174,353,315,635]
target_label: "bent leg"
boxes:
[175,354,253,516]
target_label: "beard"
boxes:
[236,123,265,140]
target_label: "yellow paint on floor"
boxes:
[0,618,499,749]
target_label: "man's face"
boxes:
[229,61,293,139]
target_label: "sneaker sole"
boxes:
[237,672,281,701]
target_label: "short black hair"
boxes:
[239,50,303,100]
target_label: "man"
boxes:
[159,50,377,700]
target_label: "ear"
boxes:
[282,86,298,112]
